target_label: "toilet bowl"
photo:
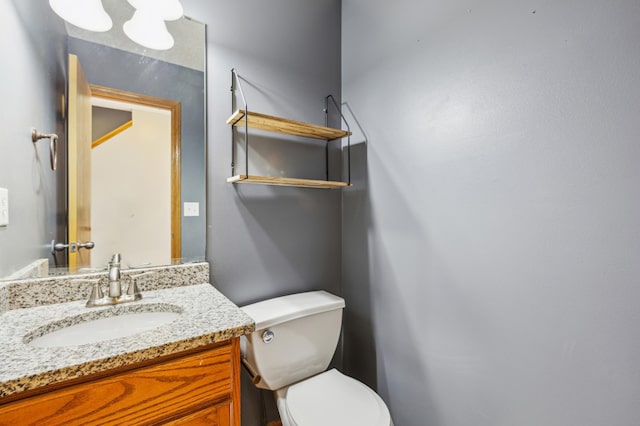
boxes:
[276,369,391,426]
[240,291,392,426]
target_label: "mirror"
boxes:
[0,0,206,280]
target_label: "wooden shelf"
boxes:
[227,109,352,141]
[227,175,351,189]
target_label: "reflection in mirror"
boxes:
[88,90,178,269]
[0,0,206,281]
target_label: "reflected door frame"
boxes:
[68,54,92,270]
[90,84,182,260]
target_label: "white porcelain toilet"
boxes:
[240,290,393,426]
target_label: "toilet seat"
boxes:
[278,369,391,426]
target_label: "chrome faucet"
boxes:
[108,253,122,297]
[86,254,147,308]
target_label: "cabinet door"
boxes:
[0,341,238,426]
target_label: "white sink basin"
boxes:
[26,306,181,348]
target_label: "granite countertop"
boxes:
[0,281,255,398]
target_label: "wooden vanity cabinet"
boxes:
[0,338,241,426]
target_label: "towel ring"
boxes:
[31,128,59,171]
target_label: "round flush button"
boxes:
[262,330,275,343]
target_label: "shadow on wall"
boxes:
[230,183,342,301]
[340,101,438,424]
[236,133,329,182]
[341,102,377,389]
[368,145,437,424]
[232,183,343,425]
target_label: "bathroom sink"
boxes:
[25,304,182,348]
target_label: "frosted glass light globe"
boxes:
[49,0,113,32]
[123,10,174,51]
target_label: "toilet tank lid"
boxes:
[241,291,345,330]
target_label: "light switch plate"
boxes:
[0,188,8,227]
[183,202,199,217]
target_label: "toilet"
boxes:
[240,290,393,426]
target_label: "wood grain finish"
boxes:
[0,340,240,426]
[67,54,93,270]
[164,401,231,425]
[227,109,351,140]
[227,174,351,189]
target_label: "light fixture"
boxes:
[123,10,174,51]
[127,0,184,21]
[49,0,113,32]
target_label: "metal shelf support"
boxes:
[230,68,249,178]
[324,94,351,185]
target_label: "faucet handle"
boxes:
[127,271,156,298]
[77,278,103,307]
[127,279,142,298]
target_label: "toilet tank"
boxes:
[240,291,345,390]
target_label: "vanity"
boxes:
[0,263,254,425]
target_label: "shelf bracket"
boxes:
[231,68,249,180]
[325,95,351,185]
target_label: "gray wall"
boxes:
[182,0,342,424]
[0,1,66,277]
[68,38,206,262]
[342,0,640,425]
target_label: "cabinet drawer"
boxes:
[0,343,233,426]
[164,400,231,426]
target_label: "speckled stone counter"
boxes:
[0,262,211,311]
[0,263,254,398]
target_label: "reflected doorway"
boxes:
[88,85,181,268]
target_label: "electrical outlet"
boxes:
[0,188,8,227]
[183,202,199,217]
